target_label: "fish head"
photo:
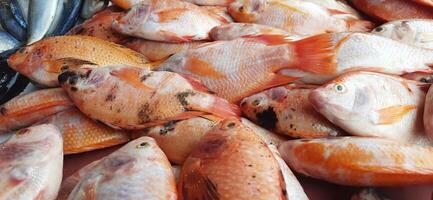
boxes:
[240,91,272,121]
[228,0,266,23]
[372,20,415,43]
[112,3,152,33]
[7,45,39,74]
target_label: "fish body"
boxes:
[279,137,433,186]
[67,137,177,200]
[184,0,234,6]
[0,124,63,200]
[309,71,426,143]
[372,19,433,49]
[0,31,20,53]
[303,0,361,19]
[423,85,433,141]
[59,65,240,130]
[42,108,131,154]
[8,35,150,87]
[179,118,290,200]
[210,23,292,41]
[28,0,60,44]
[241,84,345,138]
[112,0,226,42]
[350,0,433,22]
[0,88,73,134]
[57,160,100,200]
[202,6,233,23]
[0,0,27,41]
[16,0,29,23]
[411,0,433,7]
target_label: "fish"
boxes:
[0,0,27,41]
[67,6,128,44]
[210,23,293,41]
[241,84,345,138]
[0,31,20,53]
[179,118,294,200]
[28,0,60,44]
[402,71,433,83]
[58,65,240,130]
[372,19,433,49]
[81,0,109,19]
[423,85,433,142]
[122,38,205,61]
[57,160,100,200]
[47,0,83,36]
[228,0,373,37]
[111,0,143,9]
[279,137,433,186]
[16,0,29,23]
[171,165,182,183]
[303,0,362,19]
[411,0,433,7]
[241,118,288,147]
[67,136,177,200]
[351,188,391,200]
[201,6,234,23]
[112,0,226,42]
[309,71,426,143]
[41,108,131,154]
[0,124,63,200]
[183,0,234,6]
[349,0,433,22]
[0,88,73,134]
[8,35,151,87]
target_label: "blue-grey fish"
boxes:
[0,0,27,41]
[81,0,109,19]
[28,0,60,44]
[0,31,20,53]
[47,0,83,36]
[16,0,29,23]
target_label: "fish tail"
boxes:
[346,19,375,32]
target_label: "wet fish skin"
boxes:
[0,0,27,41]
[16,0,29,23]
[183,0,234,6]
[28,0,60,44]
[47,0,84,36]
[81,0,109,19]
[0,124,63,200]
[0,31,20,53]
[210,22,292,41]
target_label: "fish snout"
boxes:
[309,90,327,112]
[58,71,80,86]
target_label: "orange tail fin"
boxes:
[347,19,375,32]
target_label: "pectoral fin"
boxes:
[371,105,417,125]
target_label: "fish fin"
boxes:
[265,74,300,89]
[182,167,220,200]
[243,34,292,45]
[206,10,230,24]
[327,8,351,15]
[292,33,338,74]
[180,74,214,94]
[110,67,153,92]
[189,95,240,119]
[371,105,417,125]
[83,180,98,200]
[185,57,225,79]
[147,60,164,70]
[346,19,375,32]
[159,30,192,42]
[156,8,189,23]
[43,58,97,73]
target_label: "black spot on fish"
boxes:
[71,87,78,92]
[159,120,178,135]
[140,72,153,82]
[58,71,77,85]
[255,107,277,130]
[137,103,152,124]
[176,90,196,107]
[105,85,118,102]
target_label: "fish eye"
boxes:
[374,27,384,32]
[136,142,150,149]
[333,84,346,93]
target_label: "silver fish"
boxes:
[0,31,20,53]
[28,0,60,44]
[81,0,109,19]
[16,0,29,23]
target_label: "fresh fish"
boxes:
[411,0,433,7]
[111,0,142,9]
[0,124,63,200]
[228,0,373,37]
[57,160,100,200]
[67,137,177,200]
[46,0,66,36]
[28,0,60,44]
[349,0,433,22]
[183,0,234,6]
[0,0,27,41]
[303,0,362,19]
[8,35,151,87]
[58,65,240,130]
[351,188,391,200]
[0,88,73,134]
[372,19,433,49]
[309,71,426,143]
[210,23,292,41]
[241,84,345,138]
[67,6,128,44]
[48,0,84,36]
[172,165,181,183]
[41,108,131,154]
[81,0,109,19]
[179,118,296,200]
[278,137,433,186]
[16,0,29,23]
[112,0,227,42]
[123,38,204,61]
[202,6,234,23]
[0,31,20,53]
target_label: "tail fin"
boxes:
[347,19,375,32]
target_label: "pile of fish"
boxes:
[3,0,433,199]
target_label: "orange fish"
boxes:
[350,0,433,22]
[241,84,345,138]
[111,0,144,9]
[279,137,433,186]
[202,6,234,23]
[67,7,129,44]
[59,65,240,130]
[0,88,73,134]
[210,23,293,41]
[8,35,151,87]
[41,108,131,154]
[179,118,305,200]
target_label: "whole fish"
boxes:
[123,38,204,61]
[0,31,20,53]
[202,6,233,23]
[183,0,234,6]
[411,0,433,7]
[372,19,433,49]
[309,71,426,143]
[28,0,60,44]
[8,35,151,87]
[349,0,433,22]
[81,0,109,19]
[112,0,227,42]
[228,0,373,37]
[279,137,433,186]
[58,65,240,130]
[67,7,128,44]
[0,124,63,200]
[0,0,27,41]
[241,84,345,138]
[111,0,142,9]
[179,118,293,200]
[210,23,292,41]
[67,137,177,200]
[41,108,131,154]
[0,88,73,134]
[303,0,362,19]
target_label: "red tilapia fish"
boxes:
[0,88,73,134]
[279,137,433,186]
[309,71,426,143]
[112,0,227,42]
[59,65,240,130]
[0,124,63,200]
[179,118,307,200]
[41,108,131,154]
[228,0,373,37]
[210,23,293,41]
[241,84,345,138]
[66,137,177,200]
[184,0,235,6]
